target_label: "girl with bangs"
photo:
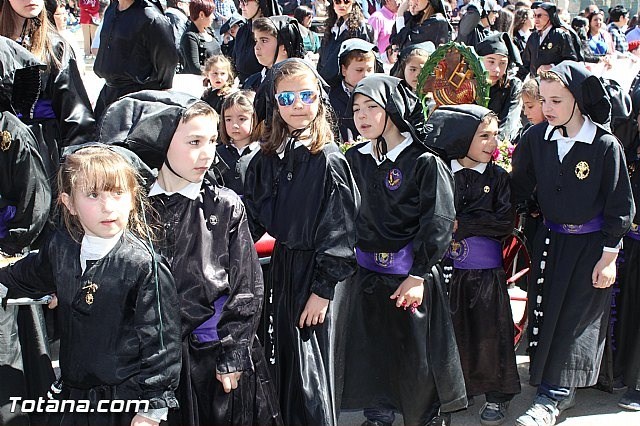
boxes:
[244,58,359,426]
[0,145,181,426]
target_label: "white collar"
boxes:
[451,159,488,174]
[260,67,267,82]
[277,136,312,159]
[518,29,529,39]
[231,141,258,155]
[539,25,552,41]
[357,132,413,165]
[342,80,352,95]
[332,21,349,37]
[148,180,202,200]
[80,231,123,272]
[543,115,597,144]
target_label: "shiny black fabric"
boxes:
[448,164,520,397]
[317,22,373,85]
[392,11,452,50]
[201,87,225,114]
[329,84,358,143]
[180,22,221,75]
[232,20,262,83]
[511,123,634,387]
[487,77,523,142]
[455,5,493,48]
[342,142,467,422]
[150,179,280,426]
[216,143,260,196]
[0,36,44,117]
[517,28,579,79]
[93,0,179,117]
[0,112,51,255]
[244,143,358,425]
[0,231,181,409]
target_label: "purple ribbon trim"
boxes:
[0,205,17,239]
[355,242,414,275]
[446,236,503,270]
[192,295,228,343]
[33,99,56,120]
[543,214,604,235]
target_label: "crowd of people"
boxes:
[1,1,640,426]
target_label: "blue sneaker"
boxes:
[618,389,640,411]
[479,401,509,425]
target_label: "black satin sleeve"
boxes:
[243,151,270,242]
[216,198,264,373]
[409,153,455,277]
[510,126,538,212]
[0,113,52,255]
[0,235,56,300]
[600,137,634,248]
[489,78,523,143]
[456,165,515,240]
[310,151,359,300]
[146,14,180,89]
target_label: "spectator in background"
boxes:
[368,0,398,53]
[46,0,86,73]
[456,0,500,48]
[294,6,321,53]
[180,0,222,74]
[626,9,640,42]
[214,0,238,31]
[584,3,599,17]
[492,6,514,33]
[556,7,570,25]
[78,0,100,57]
[608,5,629,53]
[587,10,615,56]
[165,0,191,55]
[512,6,533,53]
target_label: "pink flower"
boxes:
[492,148,502,161]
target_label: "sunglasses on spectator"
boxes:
[333,0,352,5]
[239,0,257,5]
[275,91,318,107]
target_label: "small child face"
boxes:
[352,93,386,140]
[403,56,427,91]
[254,30,279,68]
[275,73,320,133]
[224,105,253,146]
[207,64,230,90]
[482,54,509,86]
[522,94,545,125]
[467,117,499,164]
[166,115,218,183]
[61,183,133,239]
[341,56,375,89]
[539,80,576,127]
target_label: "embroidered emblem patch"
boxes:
[631,223,639,233]
[82,282,98,305]
[1,131,11,151]
[483,185,490,193]
[385,168,402,191]
[575,161,590,180]
[374,252,393,268]
[547,43,553,49]
[562,224,584,234]
[209,215,218,226]
[447,240,469,262]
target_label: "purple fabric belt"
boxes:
[627,224,640,241]
[543,214,604,235]
[192,295,228,343]
[355,242,414,275]
[33,99,56,120]
[0,205,17,239]
[446,236,503,270]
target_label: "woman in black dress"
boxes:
[180,0,221,75]
[390,0,451,51]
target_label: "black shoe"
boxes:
[361,420,392,426]
[426,412,451,426]
[479,401,509,425]
[618,389,640,411]
[557,390,576,412]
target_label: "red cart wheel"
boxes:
[502,220,531,349]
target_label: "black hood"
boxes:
[0,36,45,117]
[348,74,430,146]
[390,41,435,78]
[98,90,201,170]
[268,15,305,60]
[536,2,563,28]
[220,14,246,35]
[475,32,522,66]
[548,61,611,125]
[323,38,383,87]
[259,0,281,17]
[422,104,493,160]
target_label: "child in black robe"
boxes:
[98,90,281,426]
[244,58,359,426]
[342,74,466,426]
[425,104,520,425]
[216,90,261,196]
[0,144,181,426]
[201,55,235,115]
[511,61,635,426]
[391,0,451,50]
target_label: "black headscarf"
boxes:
[268,15,305,61]
[0,36,45,118]
[347,74,434,159]
[535,2,563,28]
[547,61,611,129]
[258,0,281,17]
[98,90,201,170]
[422,104,494,161]
[390,41,435,78]
[475,32,522,67]
[322,38,383,87]
[220,14,246,35]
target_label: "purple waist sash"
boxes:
[33,99,56,120]
[446,236,503,270]
[627,223,640,241]
[192,295,228,343]
[355,242,414,275]
[543,214,604,235]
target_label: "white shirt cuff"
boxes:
[603,246,620,254]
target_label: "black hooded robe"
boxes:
[517,28,579,79]
[317,23,373,85]
[511,122,634,387]
[488,77,523,143]
[216,143,260,196]
[244,142,359,426]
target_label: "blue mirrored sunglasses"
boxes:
[274,90,318,107]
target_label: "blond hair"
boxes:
[203,55,235,93]
[57,147,152,242]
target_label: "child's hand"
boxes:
[452,219,458,233]
[298,293,329,328]
[130,414,159,426]
[216,372,242,393]
[48,294,58,309]
[592,251,617,288]
[390,275,424,310]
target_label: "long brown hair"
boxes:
[219,90,260,145]
[324,1,366,40]
[0,0,62,69]
[57,147,153,242]
[262,61,334,155]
